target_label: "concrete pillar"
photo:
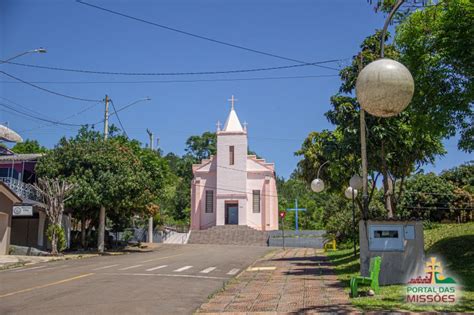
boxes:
[37,211,46,247]
[148,217,153,243]
[0,213,10,255]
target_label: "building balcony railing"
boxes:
[0,177,42,203]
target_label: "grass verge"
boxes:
[327,222,474,312]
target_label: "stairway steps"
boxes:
[188,226,269,246]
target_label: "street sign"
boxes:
[279,211,286,218]
[12,205,33,216]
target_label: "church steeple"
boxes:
[222,95,244,133]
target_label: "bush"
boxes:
[47,224,67,253]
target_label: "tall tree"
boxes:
[395,0,474,152]
[35,178,75,255]
[11,139,48,154]
[36,127,168,251]
[297,32,445,218]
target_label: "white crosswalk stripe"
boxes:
[227,268,240,275]
[12,265,46,273]
[92,264,119,271]
[173,266,192,272]
[199,267,216,274]
[146,265,168,271]
[118,264,143,271]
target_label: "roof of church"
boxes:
[222,107,244,132]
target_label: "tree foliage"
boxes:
[296,0,473,219]
[35,127,172,249]
[296,32,445,219]
[11,139,48,154]
[395,0,474,152]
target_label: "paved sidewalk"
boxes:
[198,248,354,314]
[0,253,100,269]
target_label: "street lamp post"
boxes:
[0,48,47,64]
[311,160,329,193]
[356,0,414,220]
[345,186,358,257]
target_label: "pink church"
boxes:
[190,97,279,231]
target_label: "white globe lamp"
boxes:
[356,58,414,117]
[345,186,358,200]
[311,178,325,193]
[349,175,363,191]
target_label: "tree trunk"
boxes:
[81,217,86,249]
[50,227,58,256]
[98,206,106,253]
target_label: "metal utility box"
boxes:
[360,220,424,285]
[368,224,404,251]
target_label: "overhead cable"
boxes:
[2,60,342,76]
[0,74,339,84]
[110,99,129,138]
[0,71,102,102]
[0,102,84,126]
[76,0,340,71]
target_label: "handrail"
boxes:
[0,177,42,202]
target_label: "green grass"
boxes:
[327,222,474,312]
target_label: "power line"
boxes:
[110,99,128,138]
[0,96,55,121]
[0,71,102,103]
[0,102,84,127]
[76,0,341,71]
[0,74,339,84]
[193,182,279,199]
[2,60,342,76]
[18,101,102,133]
[91,98,149,127]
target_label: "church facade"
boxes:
[190,97,279,231]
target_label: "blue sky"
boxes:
[0,0,471,178]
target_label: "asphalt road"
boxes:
[0,244,270,315]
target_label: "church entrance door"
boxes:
[225,203,238,225]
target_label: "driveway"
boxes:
[0,244,270,314]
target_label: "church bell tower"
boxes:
[215,95,248,226]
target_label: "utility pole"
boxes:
[146,128,154,150]
[146,128,154,243]
[104,94,109,140]
[98,94,109,253]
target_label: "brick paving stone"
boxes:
[197,248,354,314]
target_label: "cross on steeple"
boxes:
[216,120,222,132]
[243,121,248,131]
[227,95,238,110]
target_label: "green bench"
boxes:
[350,256,381,297]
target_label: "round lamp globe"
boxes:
[345,186,358,199]
[311,178,325,193]
[356,58,414,117]
[349,175,363,190]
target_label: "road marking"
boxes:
[38,265,67,272]
[104,272,227,280]
[0,273,94,299]
[146,265,168,271]
[173,266,192,272]
[12,265,47,273]
[142,254,184,263]
[118,264,143,271]
[247,266,276,271]
[92,264,119,271]
[200,267,216,274]
[227,268,240,275]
